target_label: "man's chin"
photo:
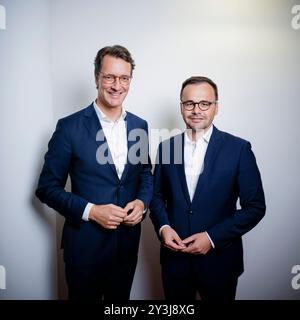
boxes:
[107,101,123,108]
[189,125,205,132]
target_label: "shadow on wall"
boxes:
[133,216,164,299]
[31,136,58,299]
[56,215,68,299]
[56,180,70,300]
[31,196,57,297]
[33,181,68,300]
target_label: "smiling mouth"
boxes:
[190,117,205,121]
[108,91,123,97]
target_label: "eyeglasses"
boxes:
[100,72,132,85]
[181,100,217,111]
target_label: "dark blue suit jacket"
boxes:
[36,103,153,268]
[150,126,265,279]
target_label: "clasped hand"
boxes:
[89,199,145,229]
[161,226,212,255]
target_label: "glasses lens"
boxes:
[120,76,130,85]
[101,74,131,85]
[183,102,194,110]
[102,75,114,83]
[200,101,212,110]
[182,101,215,111]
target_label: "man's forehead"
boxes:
[182,83,215,97]
[101,55,131,73]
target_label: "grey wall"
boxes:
[0,0,56,299]
[0,0,299,299]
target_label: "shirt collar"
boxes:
[93,100,127,122]
[185,125,214,144]
[203,124,213,143]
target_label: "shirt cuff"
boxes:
[137,199,147,214]
[82,202,94,221]
[159,224,170,236]
[205,231,215,248]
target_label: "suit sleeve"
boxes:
[207,142,266,248]
[149,143,171,236]
[35,119,88,227]
[136,122,153,210]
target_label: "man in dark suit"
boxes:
[150,76,265,300]
[36,45,153,300]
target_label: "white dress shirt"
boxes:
[93,101,128,178]
[82,101,128,221]
[160,125,215,248]
[184,127,211,201]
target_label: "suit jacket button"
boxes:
[189,210,193,214]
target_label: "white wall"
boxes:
[0,0,299,299]
[0,0,56,299]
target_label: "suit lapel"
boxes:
[175,133,191,205]
[83,104,119,179]
[192,126,223,201]
[120,113,135,183]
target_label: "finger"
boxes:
[124,212,142,222]
[165,243,184,251]
[164,243,178,251]
[165,229,186,248]
[124,202,134,213]
[107,219,121,226]
[110,204,127,213]
[182,235,195,245]
[110,210,127,219]
[132,215,143,225]
[165,239,186,251]
[124,209,142,222]
[182,246,201,254]
[93,216,119,229]
[124,214,142,226]
[172,239,186,249]
[107,225,118,229]
[108,217,123,224]
[173,234,186,247]
[102,221,118,229]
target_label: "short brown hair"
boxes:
[180,76,218,101]
[94,45,135,76]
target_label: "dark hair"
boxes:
[94,45,135,76]
[180,76,218,101]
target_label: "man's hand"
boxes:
[181,232,212,255]
[123,199,145,226]
[161,226,186,251]
[89,204,127,229]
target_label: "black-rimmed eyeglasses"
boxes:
[100,72,132,85]
[181,100,217,111]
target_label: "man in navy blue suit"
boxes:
[150,76,265,300]
[36,45,153,300]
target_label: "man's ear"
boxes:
[215,103,219,115]
[95,74,99,89]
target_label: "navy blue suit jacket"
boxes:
[36,103,153,268]
[150,126,265,279]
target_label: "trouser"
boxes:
[65,259,137,301]
[162,265,238,301]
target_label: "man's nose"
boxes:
[192,104,202,113]
[112,77,121,90]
